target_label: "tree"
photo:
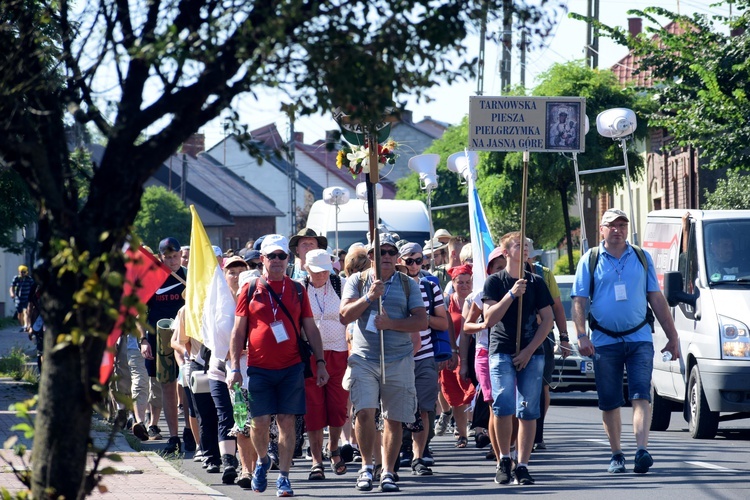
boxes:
[0,169,37,254]
[703,170,750,209]
[484,61,651,273]
[133,186,190,250]
[0,1,562,498]
[577,3,750,171]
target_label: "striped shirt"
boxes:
[414,279,445,361]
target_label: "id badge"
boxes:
[365,311,378,333]
[614,282,627,301]
[270,320,290,343]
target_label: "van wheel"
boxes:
[650,384,672,431]
[687,366,719,439]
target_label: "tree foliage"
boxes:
[0,1,563,498]
[133,186,190,250]
[703,170,750,209]
[0,168,37,254]
[576,3,750,171]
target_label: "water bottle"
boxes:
[662,351,673,362]
[233,383,248,428]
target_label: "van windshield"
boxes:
[704,221,750,283]
[326,231,431,252]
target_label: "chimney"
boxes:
[628,18,642,37]
[181,133,205,157]
[400,109,413,124]
[294,132,304,143]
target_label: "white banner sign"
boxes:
[468,96,586,152]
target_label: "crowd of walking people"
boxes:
[25,205,671,497]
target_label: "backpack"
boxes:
[304,273,342,298]
[587,244,655,337]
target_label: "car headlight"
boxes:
[719,315,750,359]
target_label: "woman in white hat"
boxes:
[303,249,348,480]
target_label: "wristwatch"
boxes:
[316,359,327,366]
[140,337,149,345]
[577,333,589,340]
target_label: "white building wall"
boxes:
[612,139,651,246]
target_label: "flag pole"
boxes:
[516,150,529,357]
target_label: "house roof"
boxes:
[161,152,285,218]
[611,21,691,88]
[206,132,325,200]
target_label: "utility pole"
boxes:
[520,25,527,89]
[500,0,513,93]
[181,153,188,202]
[283,104,298,235]
[586,0,600,69]
[476,0,488,95]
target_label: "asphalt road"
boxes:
[142,392,750,499]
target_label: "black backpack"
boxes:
[587,244,655,337]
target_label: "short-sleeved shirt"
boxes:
[306,278,347,352]
[414,279,444,361]
[342,270,423,363]
[11,275,34,305]
[236,276,313,370]
[571,242,659,347]
[146,267,186,331]
[482,269,554,356]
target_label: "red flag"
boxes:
[99,245,172,384]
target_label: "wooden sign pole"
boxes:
[516,150,530,357]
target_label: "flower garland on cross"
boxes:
[336,138,399,178]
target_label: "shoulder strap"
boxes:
[399,272,411,300]
[357,270,368,297]
[420,278,435,315]
[259,277,302,340]
[588,247,600,301]
[329,273,342,298]
[246,277,259,302]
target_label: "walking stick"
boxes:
[516,150,530,358]
[364,128,385,384]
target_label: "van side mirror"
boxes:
[664,271,698,308]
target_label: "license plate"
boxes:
[581,360,594,373]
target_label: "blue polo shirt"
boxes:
[571,243,659,346]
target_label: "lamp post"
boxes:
[323,186,350,254]
[408,154,440,270]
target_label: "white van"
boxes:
[305,199,432,251]
[642,209,750,438]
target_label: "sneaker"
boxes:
[276,475,294,497]
[532,441,546,451]
[411,458,433,476]
[355,469,373,491]
[147,425,162,440]
[435,411,451,436]
[237,472,253,489]
[514,465,535,485]
[485,449,496,461]
[495,457,513,484]
[132,422,148,441]
[399,447,413,468]
[352,447,362,463]
[193,449,204,462]
[379,472,399,492]
[252,457,272,493]
[222,454,238,484]
[422,448,435,466]
[206,462,220,473]
[163,436,181,455]
[475,431,491,449]
[608,453,626,474]
[633,449,653,474]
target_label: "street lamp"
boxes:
[323,186,350,253]
[408,154,440,270]
[595,107,639,245]
[356,181,382,200]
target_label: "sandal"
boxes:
[356,469,373,491]
[308,463,325,481]
[330,447,347,475]
[379,472,399,493]
[455,436,468,448]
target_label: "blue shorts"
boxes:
[593,340,654,411]
[489,353,544,420]
[246,362,306,417]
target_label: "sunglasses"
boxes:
[247,262,261,270]
[265,252,288,260]
[380,249,399,257]
[404,257,423,266]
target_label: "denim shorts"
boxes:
[489,353,544,420]
[593,340,654,411]
[246,362,306,417]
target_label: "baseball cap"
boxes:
[260,234,290,255]
[212,245,223,257]
[306,249,334,273]
[399,242,423,258]
[224,255,249,269]
[486,247,506,274]
[253,235,267,251]
[601,208,629,226]
[244,249,261,262]
[368,232,398,252]
[158,237,181,254]
[526,238,543,259]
